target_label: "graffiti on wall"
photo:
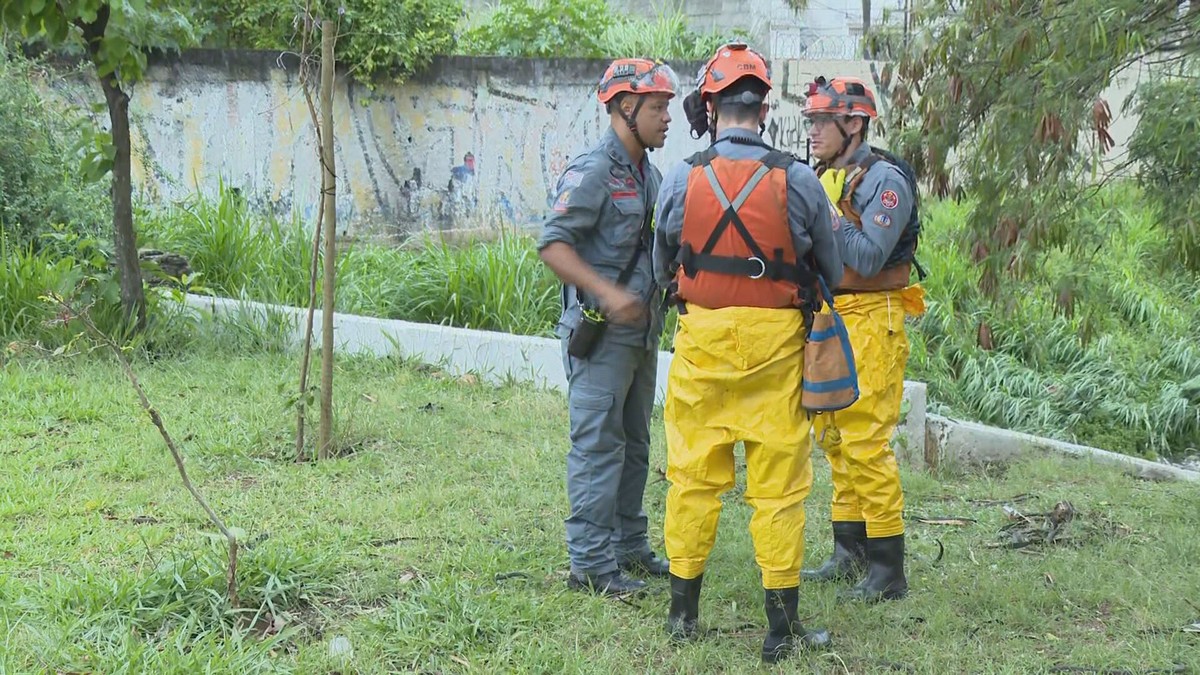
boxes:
[111,54,915,239]
[765,114,810,159]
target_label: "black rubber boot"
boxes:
[801,521,867,583]
[839,534,908,603]
[666,573,703,643]
[761,587,832,664]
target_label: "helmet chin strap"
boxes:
[833,118,855,161]
[618,96,653,151]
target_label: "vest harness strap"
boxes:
[674,148,816,287]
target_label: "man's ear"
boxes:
[621,96,637,117]
[845,116,864,136]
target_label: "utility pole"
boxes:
[861,0,872,58]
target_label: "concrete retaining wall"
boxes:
[49,49,1145,239]
[183,293,1198,483]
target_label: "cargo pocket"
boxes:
[568,389,616,450]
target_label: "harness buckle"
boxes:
[747,256,766,280]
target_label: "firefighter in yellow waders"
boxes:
[653,42,845,664]
[798,76,927,603]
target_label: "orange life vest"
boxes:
[672,145,816,310]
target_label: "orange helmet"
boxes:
[803,76,877,118]
[695,42,772,99]
[597,58,680,104]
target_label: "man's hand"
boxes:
[819,168,847,214]
[539,242,646,325]
[600,288,645,325]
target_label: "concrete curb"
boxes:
[925,414,1199,483]
[184,293,1200,484]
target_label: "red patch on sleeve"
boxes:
[880,189,899,209]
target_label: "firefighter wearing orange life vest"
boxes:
[653,42,843,664]
[798,75,927,604]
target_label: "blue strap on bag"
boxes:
[801,275,860,413]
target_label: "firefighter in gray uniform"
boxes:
[537,58,681,596]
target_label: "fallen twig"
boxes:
[913,516,977,526]
[48,294,240,607]
[494,572,532,582]
[1049,664,1188,674]
[972,493,1037,506]
[995,500,1078,549]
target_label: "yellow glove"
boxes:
[819,169,847,216]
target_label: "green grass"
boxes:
[1,348,1198,672]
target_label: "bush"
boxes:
[907,187,1200,459]
[0,49,109,245]
[1127,73,1200,270]
[0,227,201,355]
[207,0,463,83]
[600,9,739,62]
[459,0,613,58]
[459,0,738,61]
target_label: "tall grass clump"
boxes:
[392,233,559,335]
[1,229,203,355]
[138,182,313,308]
[600,7,737,61]
[139,187,560,336]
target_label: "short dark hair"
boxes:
[714,78,768,123]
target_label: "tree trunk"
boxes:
[101,76,147,333]
[318,19,337,460]
[77,5,146,333]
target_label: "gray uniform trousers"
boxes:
[561,335,658,576]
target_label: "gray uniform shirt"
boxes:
[835,143,915,277]
[653,127,843,291]
[537,127,665,350]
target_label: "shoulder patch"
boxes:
[873,212,893,228]
[561,170,585,190]
[880,189,899,210]
[553,189,572,212]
